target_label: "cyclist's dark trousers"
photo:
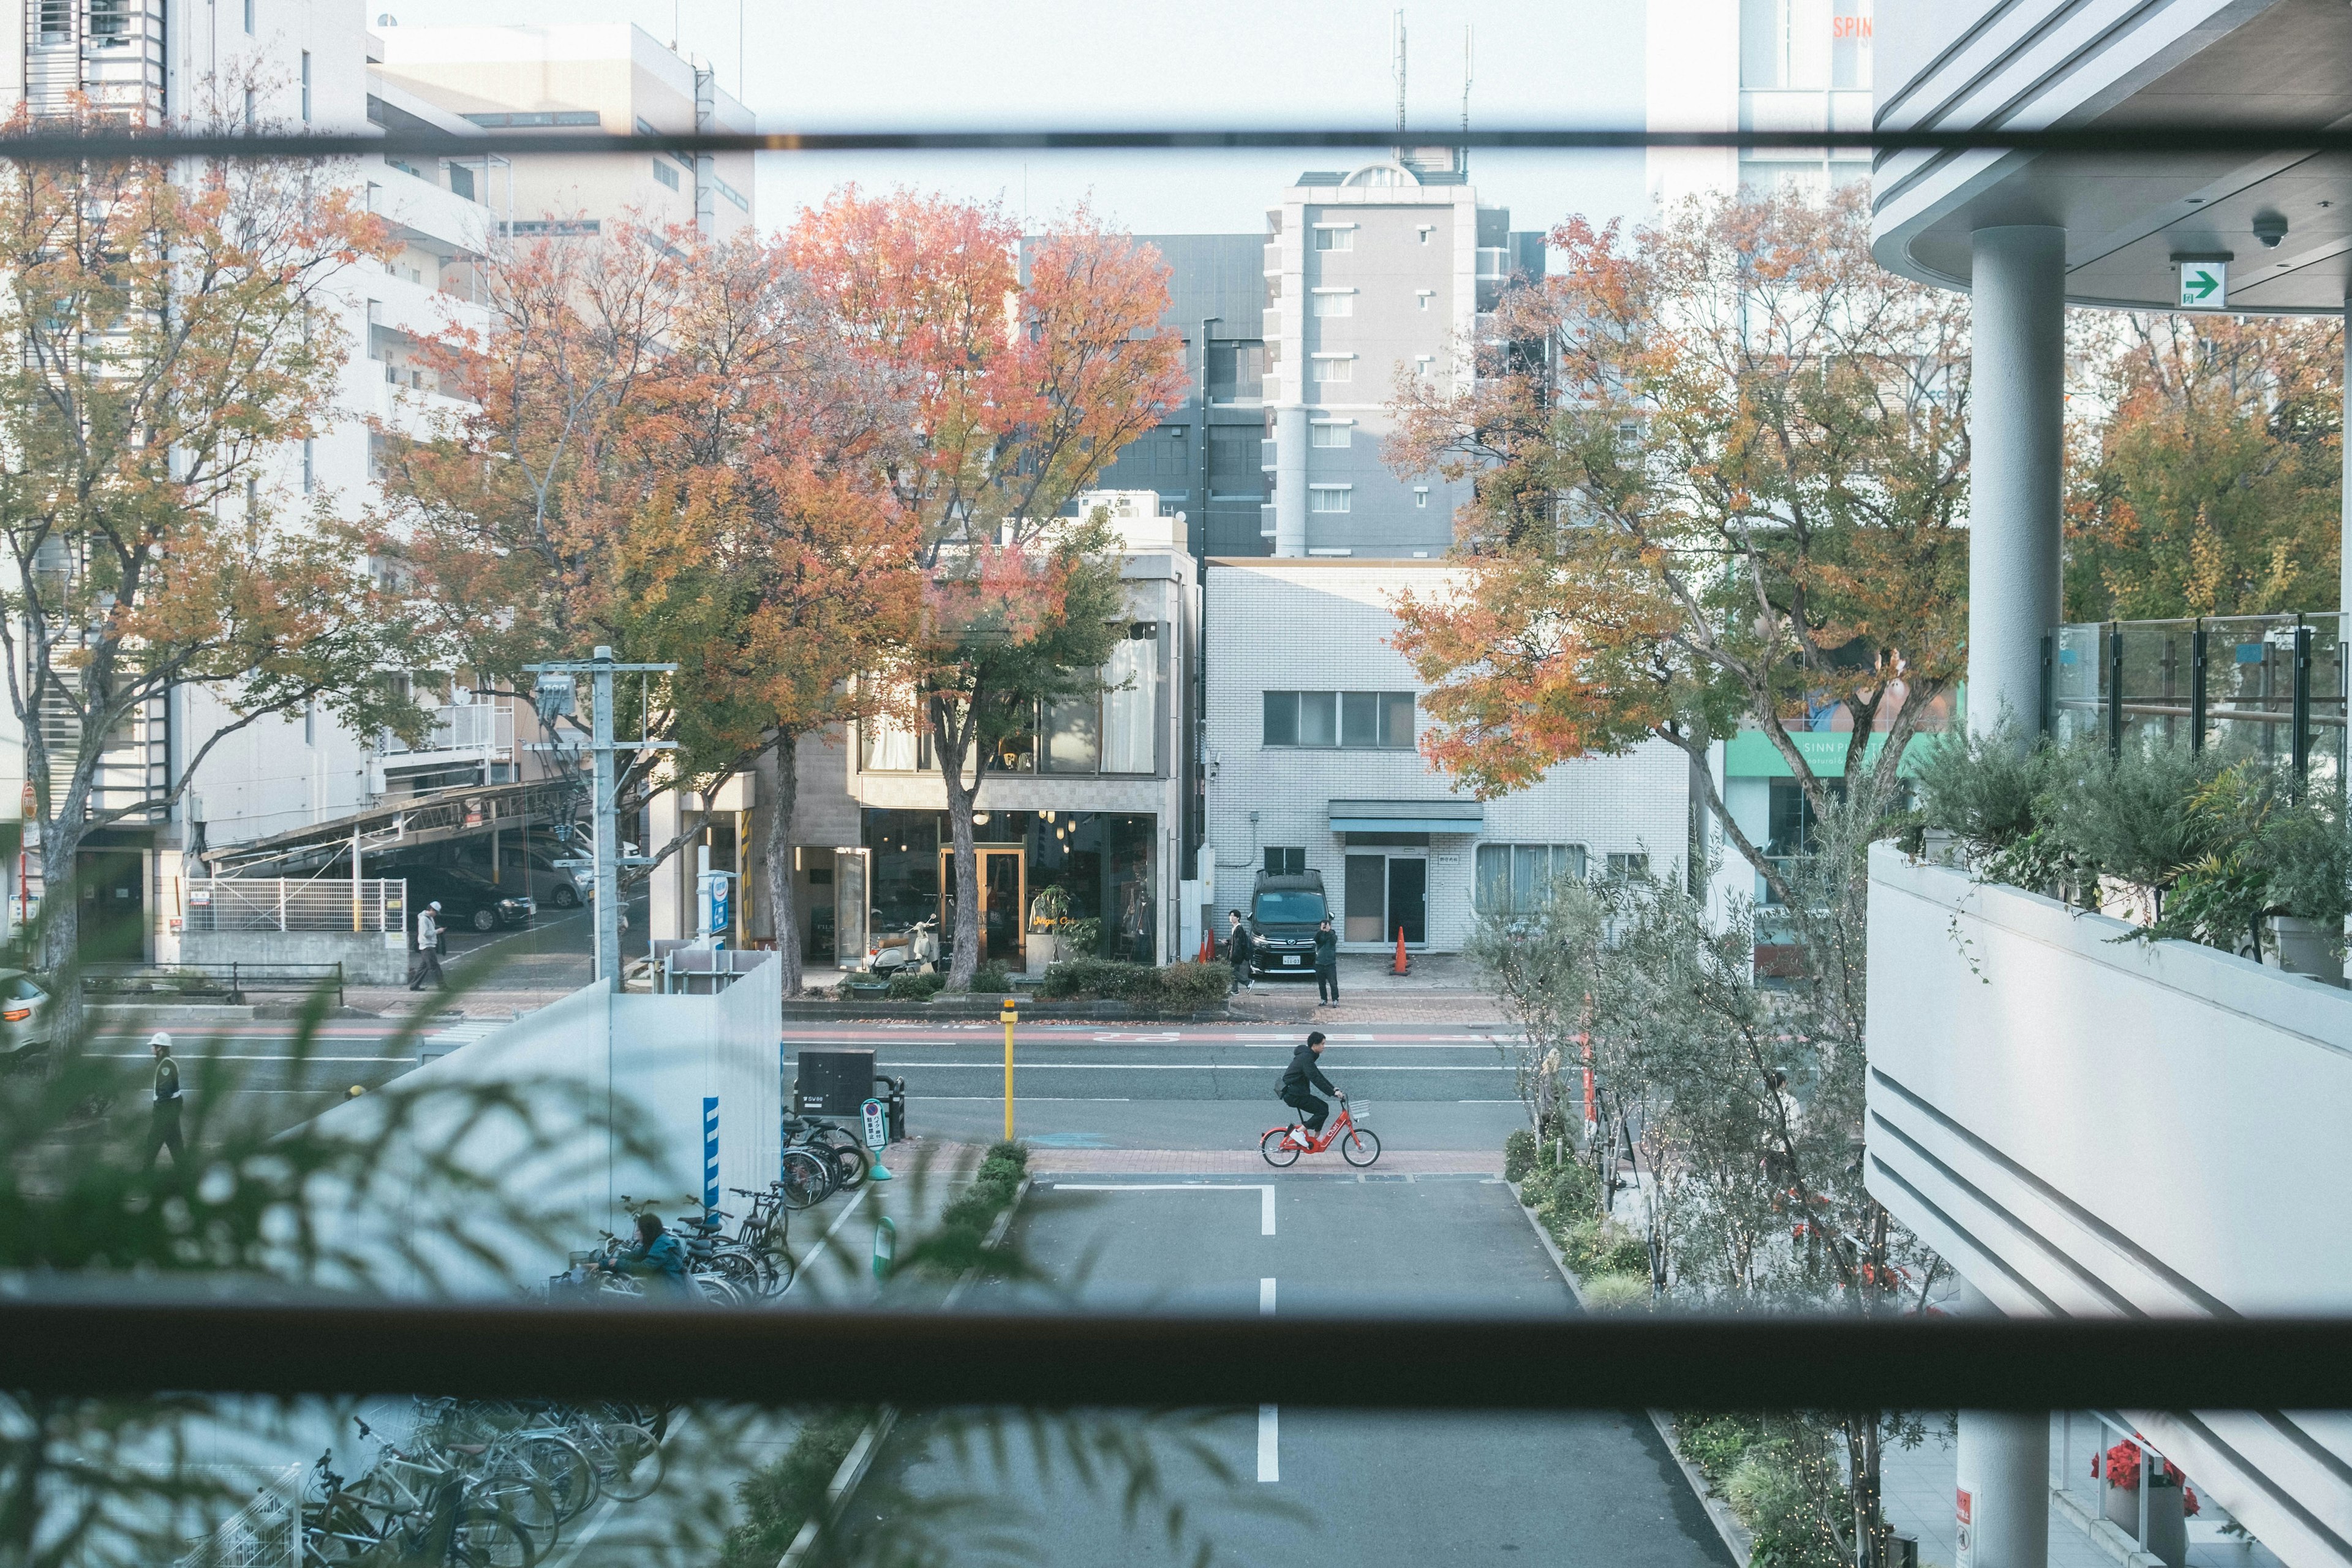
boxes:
[1316,964,1339,1002]
[1282,1090,1329,1134]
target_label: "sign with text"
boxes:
[861,1096,889,1152]
[2179,260,2226,309]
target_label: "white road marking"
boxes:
[96,1053,400,1063]
[861,1061,1507,1072]
[1050,1182,1276,1235]
[1259,1277,1275,1314]
[1257,1403,1279,1484]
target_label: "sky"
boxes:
[371,0,1650,237]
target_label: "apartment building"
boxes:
[1260,155,1545,559]
[1645,0,1874,206]
[1204,558,1689,956]
[371,23,755,243]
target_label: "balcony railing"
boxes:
[1259,438,1278,472]
[2045,612,2346,783]
[380,701,515,761]
[1259,503,1278,537]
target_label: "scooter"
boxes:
[867,916,938,976]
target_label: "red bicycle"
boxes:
[1261,1093,1381,1167]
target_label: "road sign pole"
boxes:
[592,647,619,992]
[1001,1000,1017,1142]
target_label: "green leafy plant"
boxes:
[1502,1128,1538,1183]
[1035,957,1232,1009]
[961,960,1014,995]
[718,1407,878,1568]
[884,970,945,1001]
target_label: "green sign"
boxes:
[2179,261,2226,309]
[1721,729,1947,780]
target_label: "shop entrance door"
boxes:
[1343,853,1427,946]
[938,846,1025,966]
[1386,858,1427,945]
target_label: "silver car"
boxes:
[0,969,55,1067]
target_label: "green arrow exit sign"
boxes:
[2179,260,2227,309]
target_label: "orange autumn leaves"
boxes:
[1386,186,1969,846]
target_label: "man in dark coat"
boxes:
[1280,1030,1339,1139]
[1227,909,1253,990]
[1313,915,1340,1004]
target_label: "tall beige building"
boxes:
[372,23,755,239]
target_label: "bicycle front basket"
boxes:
[1350,1103,1370,1123]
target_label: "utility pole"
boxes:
[527,646,676,992]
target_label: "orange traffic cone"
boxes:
[1392,925,1411,976]
[1197,930,1215,964]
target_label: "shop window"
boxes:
[1475,843,1589,914]
[1042,694,1099,773]
[859,712,927,772]
[1101,630,1158,772]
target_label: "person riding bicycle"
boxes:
[614,1212,691,1299]
[1279,1030,1339,1142]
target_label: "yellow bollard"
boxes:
[1001,998,1017,1142]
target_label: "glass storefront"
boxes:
[862,809,1158,966]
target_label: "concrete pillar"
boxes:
[1953,1278,2048,1568]
[647,788,682,943]
[1273,404,1307,557]
[2341,297,2351,620]
[1967,226,2067,738]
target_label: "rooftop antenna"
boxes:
[1392,9,1407,137]
[1460,21,1474,177]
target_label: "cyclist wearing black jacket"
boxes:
[1279,1030,1338,1136]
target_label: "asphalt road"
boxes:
[856,1174,1735,1566]
[783,1023,1531,1153]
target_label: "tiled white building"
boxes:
[1204,558,1691,954]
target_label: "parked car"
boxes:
[1246,871,1329,981]
[400,866,535,933]
[446,837,587,910]
[0,969,55,1068]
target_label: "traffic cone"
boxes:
[1392,925,1411,976]
[1197,930,1215,963]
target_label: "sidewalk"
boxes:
[1230,950,1515,1025]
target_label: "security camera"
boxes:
[2253,211,2290,249]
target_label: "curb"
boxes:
[779,1170,1034,1568]
[1510,1178,1754,1568]
[783,1001,1235,1022]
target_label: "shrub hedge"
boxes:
[718,1406,876,1568]
[1035,957,1232,1009]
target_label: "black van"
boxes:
[1246,871,1329,979]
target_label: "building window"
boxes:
[1309,421,1351,448]
[1414,487,1428,508]
[1607,851,1651,879]
[300,51,310,121]
[1310,289,1354,318]
[859,711,929,772]
[244,477,258,520]
[1311,226,1355,252]
[652,159,679,190]
[1264,847,1306,876]
[1308,486,1352,514]
[1309,355,1353,384]
[304,698,315,748]
[1415,354,1436,381]
[448,162,475,202]
[243,86,257,127]
[1262,692,1414,749]
[1474,843,1589,914]
[1417,224,1435,244]
[301,438,314,494]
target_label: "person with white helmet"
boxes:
[409,899,446,991]
[143,1031,183,1169]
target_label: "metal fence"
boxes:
[186,877,405,934]
[2045,612,2348,788]
[172,1461,300,1568]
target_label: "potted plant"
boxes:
[1026,888,1071,978]
[2097,1438,2195,1567]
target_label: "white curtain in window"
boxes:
[1101,635,1156,773]
[862,711,921,772]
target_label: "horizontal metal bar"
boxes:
[3,1302,2350,1411]
[20,123,2352,163]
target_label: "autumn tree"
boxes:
[787,192,1186,987]
[2065,311,2341,620]
[1386,184,1970,905]
[607,235,918,994]
[0,133,413,1005]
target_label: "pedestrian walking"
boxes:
[409,899,446,991]
[1226,909,1253,990]
[143,1031,184,1170]
[1314,914,1340,1004]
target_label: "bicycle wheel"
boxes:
[505,1434,595,1523]
[1338,1125,1381,1167]
[825,1140,867,1191]
[710,1248,763,1298]
[474,1472,557,1548]
[453,1502,537,1568]
[1260,1128,1302,1168]
[777,1150,832,1210]
[765,1245,797,1298]
[589,1423,665,1502]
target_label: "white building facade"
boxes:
[1204,559,1690,954]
